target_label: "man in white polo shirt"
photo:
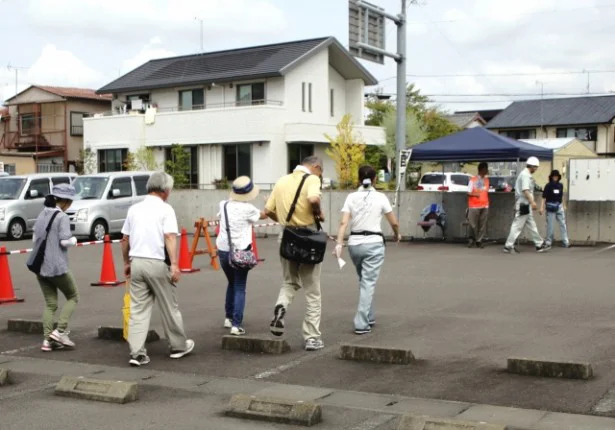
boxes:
[121,171,194,367]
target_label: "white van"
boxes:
[68,171,154,240]
[0,173,77,240]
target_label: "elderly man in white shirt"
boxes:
[121,171,194,367]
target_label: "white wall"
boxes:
[284,48,330,124]
[345,79,364,124]
[328,66,347,124]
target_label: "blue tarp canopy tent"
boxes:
[410,127,553,162]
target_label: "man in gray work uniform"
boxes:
[503,157,550,254]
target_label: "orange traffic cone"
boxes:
[179,228,200,273]
[91,235,124,287]
[0,246,24,304]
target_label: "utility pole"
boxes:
[350,0,409,191]
[194,17,204,53]
[536,80,544,136]
[6,63,29,96]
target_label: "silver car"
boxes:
[67,171,154,241]
[0,173,77,240]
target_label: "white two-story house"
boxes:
[84,36,385,187]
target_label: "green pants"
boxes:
[37,273,79,339]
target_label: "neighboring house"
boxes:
[520,138,597,189]
[487,95,615,155]
[1,86,111,174]
[84,36,385,188]
[444,112,486,129]
[456,109,505,123]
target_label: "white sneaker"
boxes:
[224,318,232,328]
[230,326,246,336]
[49,329,75,347]
[42,339,64,352]
[305,337,325,351]
[170,339,195,359]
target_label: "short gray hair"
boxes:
[302,155,322,167]
[146,171,174,193]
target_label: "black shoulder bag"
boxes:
[280,174,328,264]
[27,211,60,275]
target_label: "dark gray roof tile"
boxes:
[487,95,615,128]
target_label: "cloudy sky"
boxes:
[2,0,615,113]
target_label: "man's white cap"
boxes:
[526,156,540,167]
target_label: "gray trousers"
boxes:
[467,208,489,243]
[505,211,543,249]
[128,258,187,357]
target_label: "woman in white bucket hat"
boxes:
[216,176,268,336]
[27,183,80,352]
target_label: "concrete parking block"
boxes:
[389,397,470,418]
[97,326,160,343]
[226,393,322,427]
[339,343,415,365]
[221,335,290,354]
[507,357,593,380]
[397,414,505,430]
[254,384,333,402]
[54,375,138,404]
[0,368,10,386]
[7,319,56,334]
[455,405,547,428]
[536,411,615,430]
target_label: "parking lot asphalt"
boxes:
[2,237,615,418]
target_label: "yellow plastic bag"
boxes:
[122,277,130,341]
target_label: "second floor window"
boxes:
[70,112,85,136]
[556,126,597,141]
[20,114,37,135]
[237,83,265,106]
[179,89,204,111]
[499,129,536,139]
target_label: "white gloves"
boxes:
[60,237,78,247]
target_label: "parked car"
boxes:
[68,171,154,241]
[416,172,472,192]
[488,175,514,193]
[0,173,77,240]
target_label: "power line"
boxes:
[377,69,615,82]
[405,3,615,25]
[424,92,615,97]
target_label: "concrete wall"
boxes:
[168,189,615,244]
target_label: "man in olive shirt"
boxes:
[265,155,326,351]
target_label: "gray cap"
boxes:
[51,183,76,200]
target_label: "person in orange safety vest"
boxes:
[467,162,490,248]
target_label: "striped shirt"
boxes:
[27,207,73,277]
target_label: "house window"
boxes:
[179,89,204,111]
[223,144,251,180]
[302,82,306,112]
[98,149,128,172]
[70,112,85,136]
[499,129,536,139]
[164,146,198,187]
[237,83,265,106]
[127,94,150,111]
[556,126,597,141]
[20,114,36,135]
[3,164,15,175]
[308,83,312,113]
[288,144,314,173]
[330,89,334,117]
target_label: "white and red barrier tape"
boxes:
[1,222,283,255]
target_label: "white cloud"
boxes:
[1,44,103,102]
[27,0,287,43]
[121,38,176,75]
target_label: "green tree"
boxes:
[78,148,96,174]
[325,114,366,189]
[131,146,159,171]
[165,144,191,188]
